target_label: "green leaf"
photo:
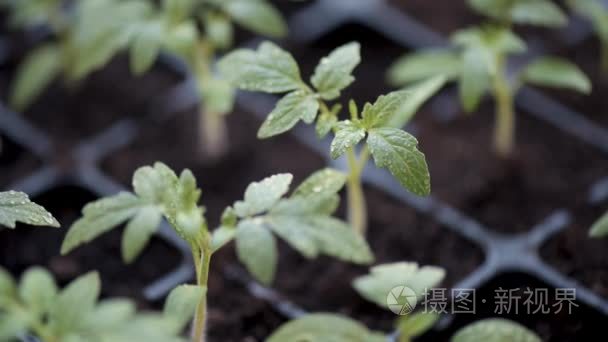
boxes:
[510,0,568,27]
[0,190,60,228]
[451,318,541,342]
[0,267,15,300]
[367,128,430,196]
[521,57,591,94]
[590,210,608,237]
[316,104,340,138]
[388,50,461,86]
[202,12,233,50]
[163,0,195,25]
[211,225,237,252]
[218,41,303,93]
[49,271,101,335]
[257,90,319,138]
[330,121,366,159]
[266,214,374,264]
[293,168,347,197]
[311,42,361,100]
[83,299,136,332]
[451,26,526,55]
[10,44,61,110]
[361,90,410,129]
[235,220,278,285]
[267,313,387,342]
[234,174,293,217]
[222,0,287,38]
[387,75,447,128]
[459,48,490,113]
[353,262,445,309]
[0,312,29,341]
[396,311,440,340]
[121,206,162,263]
[61,192,144,255]
[163,284,205,332]
[200,77,235,114]
[19,267,57,315]
[468,0,567,27]
[130,21,164,75]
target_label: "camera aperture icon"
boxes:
[387,285,418,315]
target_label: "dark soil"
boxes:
[413,104,608,233]
[542,204,608,298]
[419,272,608,342]
[0,134,40,188]
[388,0,480,35]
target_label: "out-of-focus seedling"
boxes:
[0,268,200,341]
[567,0,608,72]
[388,2,590,157]
[123,0,287,159]
[219,41,443,234]
[589,209,608,237]
[267,262,542,341]
[60,163,373,341]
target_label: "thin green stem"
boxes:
[491,56,515,158]
[346,148,368,235]
[192,233,212,342]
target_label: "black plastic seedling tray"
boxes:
[3,0,608,340]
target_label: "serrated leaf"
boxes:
[121,206,162,263]
[130,20,164,75]
[451,318,541,342]
[234,174,293,217]
[387,75,447,128]
[132,162,179,204]
[293,168,347,197]
[222,0,287,38]
[163,284,205,332]
[267,313,387,342]
[311,42,361,100]
[218,41,303,93]
[267,215,374,264]
[10,44,61,110]
[361,90,410,129]
[49,272,101,335]
[19,267,57,315]
[396,311,440,340]
[330,121,366,159]
[257,90,319,138]
[521,57,591,94]
[61,192,144,255]
[0,190,59,229]
[460,48,490,113]
[353,262,445,309]
[590,210,608,237]
[388,50,461,86]
[367,128,430,196]
[235,220,278,285]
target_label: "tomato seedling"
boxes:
[388,0,590,157]
[218,41,442,234]
[60,162,373,341]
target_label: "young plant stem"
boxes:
[194,40,228,160]
[198,108,228,160]
[491,56,515,158]
[192,233,212,342]
[346,146,370,235]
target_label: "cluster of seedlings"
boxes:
[0,0,605,340]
